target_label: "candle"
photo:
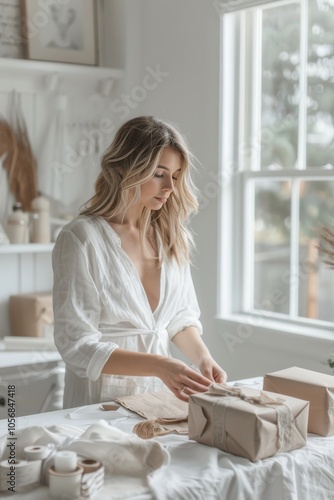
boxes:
[54,451,77,473]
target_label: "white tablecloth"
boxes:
[0,377,333,500]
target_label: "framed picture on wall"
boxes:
[0,0,24,58]
[21,0,99,65]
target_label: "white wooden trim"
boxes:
[289,179,300,316]
[218,14,240,316]
[0,244,54,254]
[217,313,334,339]
[216,0,299,13]
[245,169,334,179]
[297,0,308,170]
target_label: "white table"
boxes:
[0,377,333,500]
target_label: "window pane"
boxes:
[298,180,334,320]
[261,4,300,170]
[307,0,334,168]
[254,181,291,314]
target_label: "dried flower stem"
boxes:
[0,91,38,211]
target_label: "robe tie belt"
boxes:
[99,321,170,338]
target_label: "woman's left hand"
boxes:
[198,355,228,384]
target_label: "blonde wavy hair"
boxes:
[81,116,199,265]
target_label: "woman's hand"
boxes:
[103,347,227,402]
[172,326,228,388]
[156,356,212,402]
[198,355,228,385]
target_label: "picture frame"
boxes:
[20,0,98,65]
[0,0,23,58]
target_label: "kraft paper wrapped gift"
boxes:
[188,383,309,461]
[9,292,53,338]
[263,366,334,436]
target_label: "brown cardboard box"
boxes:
[9,292,53,338]
[188,385,309,461]
[263,366,334,436]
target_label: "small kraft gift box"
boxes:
[9,292,53,338]
[188,384,309,462]
[263,366,334,436]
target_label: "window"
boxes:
[219,0,334,332]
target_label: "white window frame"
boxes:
[217,0,334,341]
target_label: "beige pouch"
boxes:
[108,390,189,436]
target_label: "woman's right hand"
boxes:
[156,356,212,402]
[103,349,213,401]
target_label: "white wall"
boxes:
[120,0,334,380]
[121,0,228,367]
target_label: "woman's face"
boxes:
[139,147,182,210]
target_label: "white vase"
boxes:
[6,203,29,244]
[31,195,51,244]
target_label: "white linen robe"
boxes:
[52,215,203,408]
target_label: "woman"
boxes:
[53,116,227,409]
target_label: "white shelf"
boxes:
[0,58,123,93]
[0,243,54,254]
[0,57,123,79]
